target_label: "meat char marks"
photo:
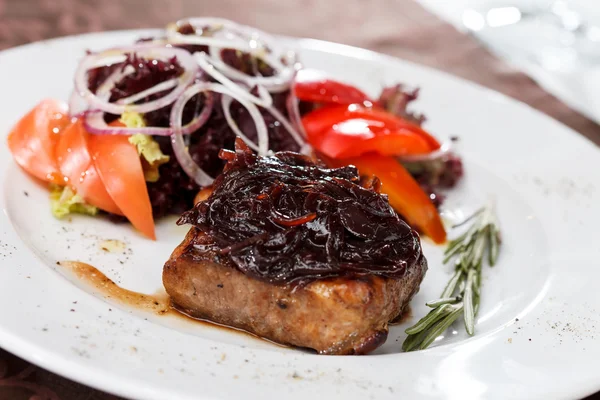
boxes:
[163,139,428,354]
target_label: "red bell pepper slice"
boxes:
[302,104,440,159]
[294,69,372,105]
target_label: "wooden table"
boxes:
[0,0,598,399]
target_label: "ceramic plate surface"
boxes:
[0,30,599,400]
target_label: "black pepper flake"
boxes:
[23,191,29,197]
[70,309,75,312]
[216,283,224,288]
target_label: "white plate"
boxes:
[0,31,599,400]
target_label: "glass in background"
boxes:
[460,0,600,123]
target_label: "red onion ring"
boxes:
[221,96,261,153]
[74,44,198,115]
[265,105,305,148]
[285,90,307,140]
[207,45,293,93]
[168,17,295,93]
[195,52,273,108]
[84,91,214,136]
[170,82,270,186]
[117,78,179,106]
[68,90,88,117]
[172,82,269,154]
[84,111,172,136]
[166,18,261,53]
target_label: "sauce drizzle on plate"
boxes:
[57,261,169,314]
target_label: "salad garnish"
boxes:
[403,201,502,351]
[6,17,462,242]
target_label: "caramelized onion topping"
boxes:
[179,138,425,284]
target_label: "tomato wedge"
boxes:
[56,119,122,216]
[294,69,372,105]
[333,154,446,244]
[88,134,156,240]
[7,99,70,184]
[302,104,440,159]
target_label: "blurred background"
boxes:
[0,0,599,133]
[423,0,600,127]
[0,0,599,399]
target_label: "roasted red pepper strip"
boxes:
[302,104,440,159]
[310,118,432,159]
[346,105,441,150]
[294,69,372,105]
[326,154,446,244]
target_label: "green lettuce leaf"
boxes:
[50,185,98,219]
[121,112,170,182]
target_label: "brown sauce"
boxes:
[57,261,259,339]
[58,261,170,314]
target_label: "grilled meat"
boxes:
[163,139,428,354]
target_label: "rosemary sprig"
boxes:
[403,201,501,351]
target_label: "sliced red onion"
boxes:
[221,96,261,153]
[166,17,261,53]
[398,141,453,162]
[68,90,88,117]
[84,92,213,136]
[84,111,172,136]
[172,81,268,154]
[286,79,307,140]
[95,65,135,99]
[168,17,295,93]
[178,91,215,135]
[86,54,127,70]
[170,82,269,186]
[208,46,294,93]
[195,52,273,108]
[74,44,198,115]
[117,78,179,106]
[166,31,254,53]
[170,132,214,187]
[265,105,305,148]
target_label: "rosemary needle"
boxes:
[402,201,501,351]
